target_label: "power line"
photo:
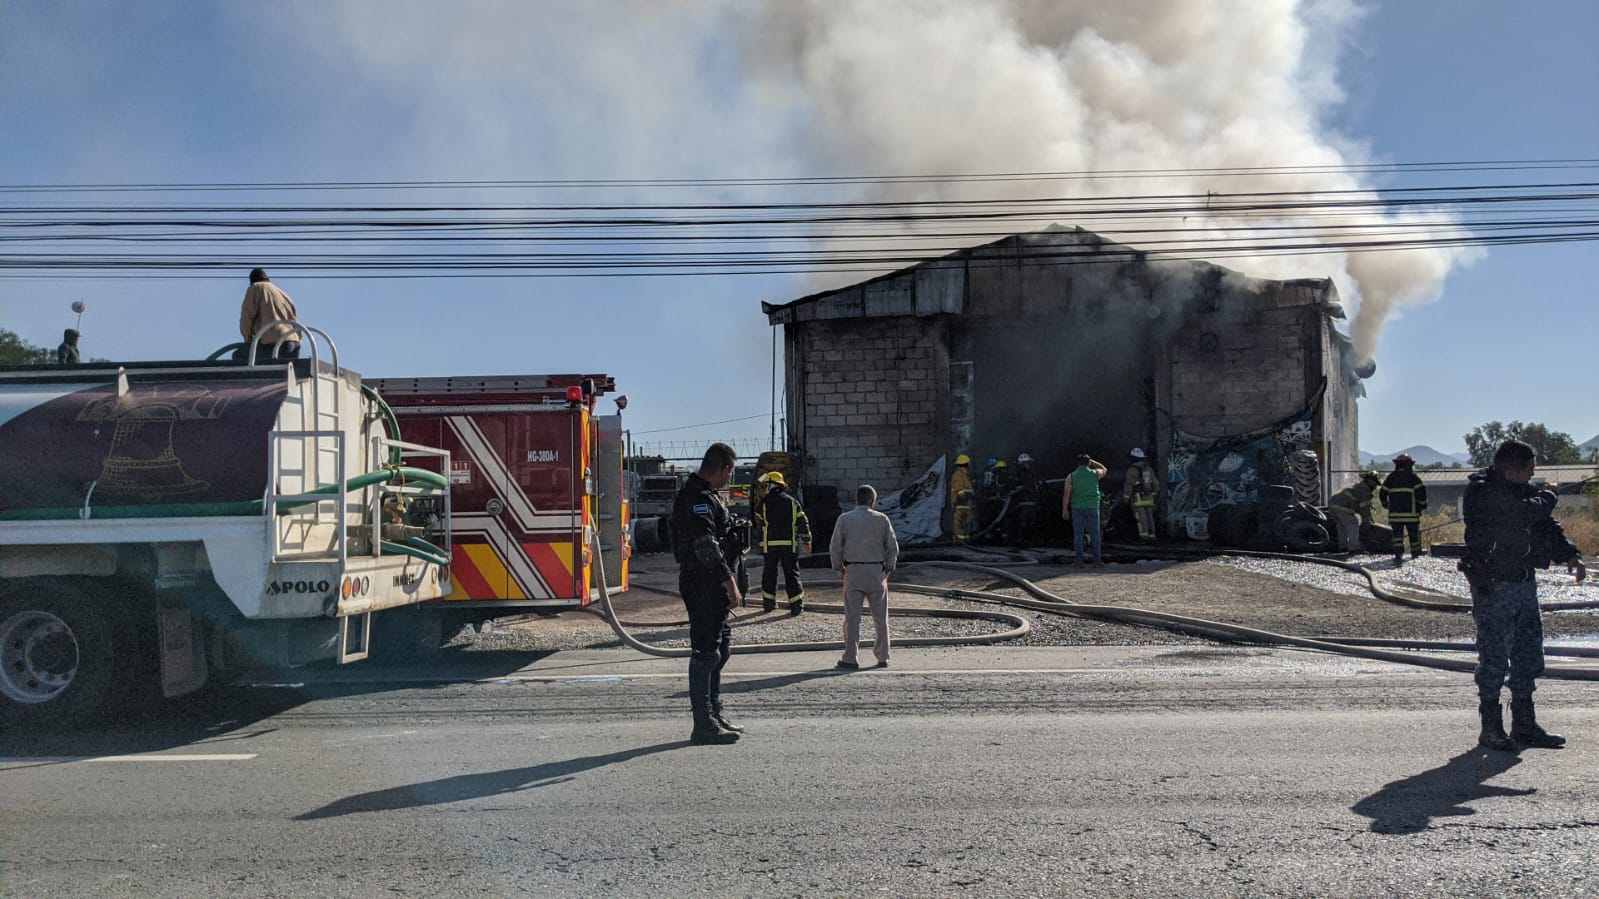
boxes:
[3,158,1597,193]
[1,170,1594,279]
[631,413,771,435]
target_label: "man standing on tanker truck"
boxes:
[236,268,301,361]
[671,442,744,746]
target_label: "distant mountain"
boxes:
[1359,445,1472,468]
[1581,433,1599,454]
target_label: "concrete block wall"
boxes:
[1166,302,1315,437]
[795,317,945,491]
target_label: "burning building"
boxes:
[762,226,1366,536]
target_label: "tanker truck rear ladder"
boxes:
[252,321,453,662]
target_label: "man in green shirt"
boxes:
[1061,454,1108,567]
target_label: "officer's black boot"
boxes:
[762,595,776,613]
[789,598,803,617]
[711,701,744,734]
[691,709,739,744]
[1510,697,1565,749]
[1478,699,1515,752]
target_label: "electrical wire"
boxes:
[2,170,1595,279]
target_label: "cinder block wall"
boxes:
[794,317,946,491]
[1165,283,1322,437]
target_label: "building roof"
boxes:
[1412,464,1599,486]
[761,225,1340,326]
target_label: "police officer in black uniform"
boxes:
[1461,439,1587,751]
[672,442,744,745]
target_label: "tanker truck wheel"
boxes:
[0,579,119,730]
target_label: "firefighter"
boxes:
[1008,454,1040,548]
[1329,471,1382,527]
[756,471,810,615]
[976,457,1000,535]
[949,453,974,543]
[1380,453,1428,565]
[671,442,743,745]
[1122,448,1159,542]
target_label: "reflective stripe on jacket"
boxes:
[758,488,810,552]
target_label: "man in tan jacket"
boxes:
[237,268,300,361]
[829,484,899,669]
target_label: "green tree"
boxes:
[0,328,53,365]
[1464,420,1584,467]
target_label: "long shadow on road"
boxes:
[1350,747,1532,834]
[667,667,852,700]
[294,740,686,819]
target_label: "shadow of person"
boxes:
[1350,747,1534,834]
[667,667,852,699]
[294,740,685,820]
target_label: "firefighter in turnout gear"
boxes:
[1122,448,1159,542]
[1330,471,1383,526]
[1381,453,1428,564]
[950,454,974,543]
[1008,454,1041,548]
[976,457,1001,535]
[756,471,811,615]
[671,442,744,745]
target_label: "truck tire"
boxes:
[0,578,120,730]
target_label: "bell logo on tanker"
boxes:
[76,385,232,502]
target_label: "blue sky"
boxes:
[2,1,1594,459]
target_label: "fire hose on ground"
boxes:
[588,537,1599,681]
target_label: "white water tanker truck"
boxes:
[0,326,452,728]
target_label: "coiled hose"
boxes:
[590,538,1599,681]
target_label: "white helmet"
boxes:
[1017,453,1033,464]
[1129,448,1146,459]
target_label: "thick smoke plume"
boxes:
[267,0,1472,365]
[738,0,1476,362]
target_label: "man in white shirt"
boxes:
[829,485,900,669]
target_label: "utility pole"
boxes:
[770,324,777,451]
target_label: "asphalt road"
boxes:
[4,645,1598,898]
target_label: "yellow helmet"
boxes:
[954,453,971,466]
[758,471,786,486]
[994,460,1008,469]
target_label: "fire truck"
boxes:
[0,329,454,727]
[363,374,630,638]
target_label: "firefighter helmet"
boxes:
[994,460,1008,469]
[1017,453,1033,464]
[1393,453,1415,467]
[1361,470,1381,484]
[955,453,971,466]
[758,471,786,486]
[1129,447,1146,460]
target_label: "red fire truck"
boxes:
[364,374,630,628]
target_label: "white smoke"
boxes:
[735,0,1479,362]
[257,0,1473,365]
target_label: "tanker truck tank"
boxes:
[0,325,453,730]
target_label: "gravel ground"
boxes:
[459,547,1599,655]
